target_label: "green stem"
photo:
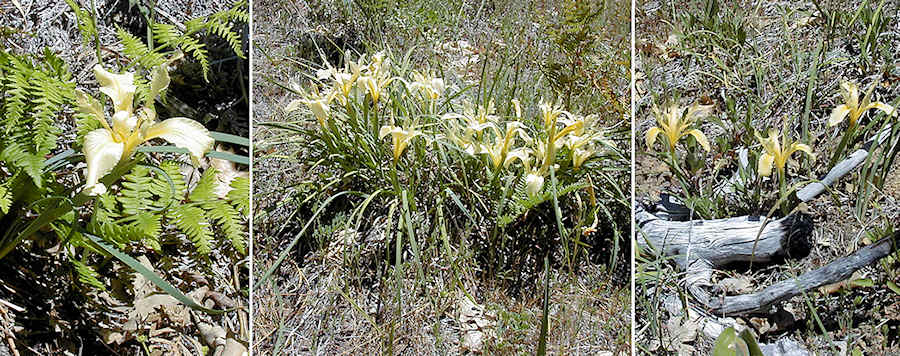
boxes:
[668,150,693,200]
[91,0,101,64]
[778,167,788,216]
[829,123,857,167]
[390,160,400,195]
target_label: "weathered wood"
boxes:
[638,201,897,315]
[706,236,895,315]
[635,204,807,267]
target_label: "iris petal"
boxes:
[144,117,215,163]
[645,127,661,149]
[757,153,774,177]
[93,65,136,114]
[84,129,125,195]
[685,129,711,151]
[828,104,851,127]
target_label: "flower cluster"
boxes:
[76,58,214,195]
[288,51,614,197]
[644,81,897,192]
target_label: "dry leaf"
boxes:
[749,317,771,334]
[719,277,753,294]
[458,295,495,354]
[222,338,249,356]
[665,315,701,343]
[208,145,249,198]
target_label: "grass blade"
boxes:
[254,191,352,289]
[84,232,233,315]
[537,255,550,356]
[210,131,250,146]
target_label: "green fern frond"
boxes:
[205,20,244,58]
[149,161,187,207]
[185,1,248,58]
[152,23,210,81]
[0,181,10,215]
[71,259,106,291]
[498,178,589,227]
[117,166,155,216]
[0,144,43,188]
[203,200,246,254]
[188,167,219,203]
[117,27,168,70]
[227,176,249,216]
[169,205,213,255]
[120,211,162,240]
[119,211,163,251]
[0,51,75,187]
[89,214,146,247]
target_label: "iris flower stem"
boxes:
[390,160,400,195]
[668,149,693,201]
[829,123,857,168]
[778,168,789,216]
[90,0,101,64]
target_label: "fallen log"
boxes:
[637,201,898,315]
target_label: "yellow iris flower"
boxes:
[479,121,527,169]
[537,99,582,172]
[828,81,896,128]
[645,103,712,153]
[525,171,545,197]
[78,64,214,196]
[565,132,612,169]
[285,84,333,128]
[360,74,394,105]
[755,127,814,177]
[502,147,544,197]
[379,123,423,162]
[360,51,395,105]
[409,71,446,101]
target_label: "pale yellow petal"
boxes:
[306,99,330,126]
[93,65,136,114]
[83,129,125,195]
[757,153,774,177]
[573,147,594,168]
[430,78,445,98]
[146,63,171,107]
[74,89,105,122]
[841,81,858,109]
[112,111,137,134]
[379,125,398,139]
[144,117,214,163]
[504,148,531,169]
[789,143,814,161]
[285,99,304,112]
[865,102,896,117]
[525,172,544,197]
[685,129,710,151]
[645,127,661,149]
[828,104,851,127]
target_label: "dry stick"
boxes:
[707,236,895,315]
[636,125,896,315]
